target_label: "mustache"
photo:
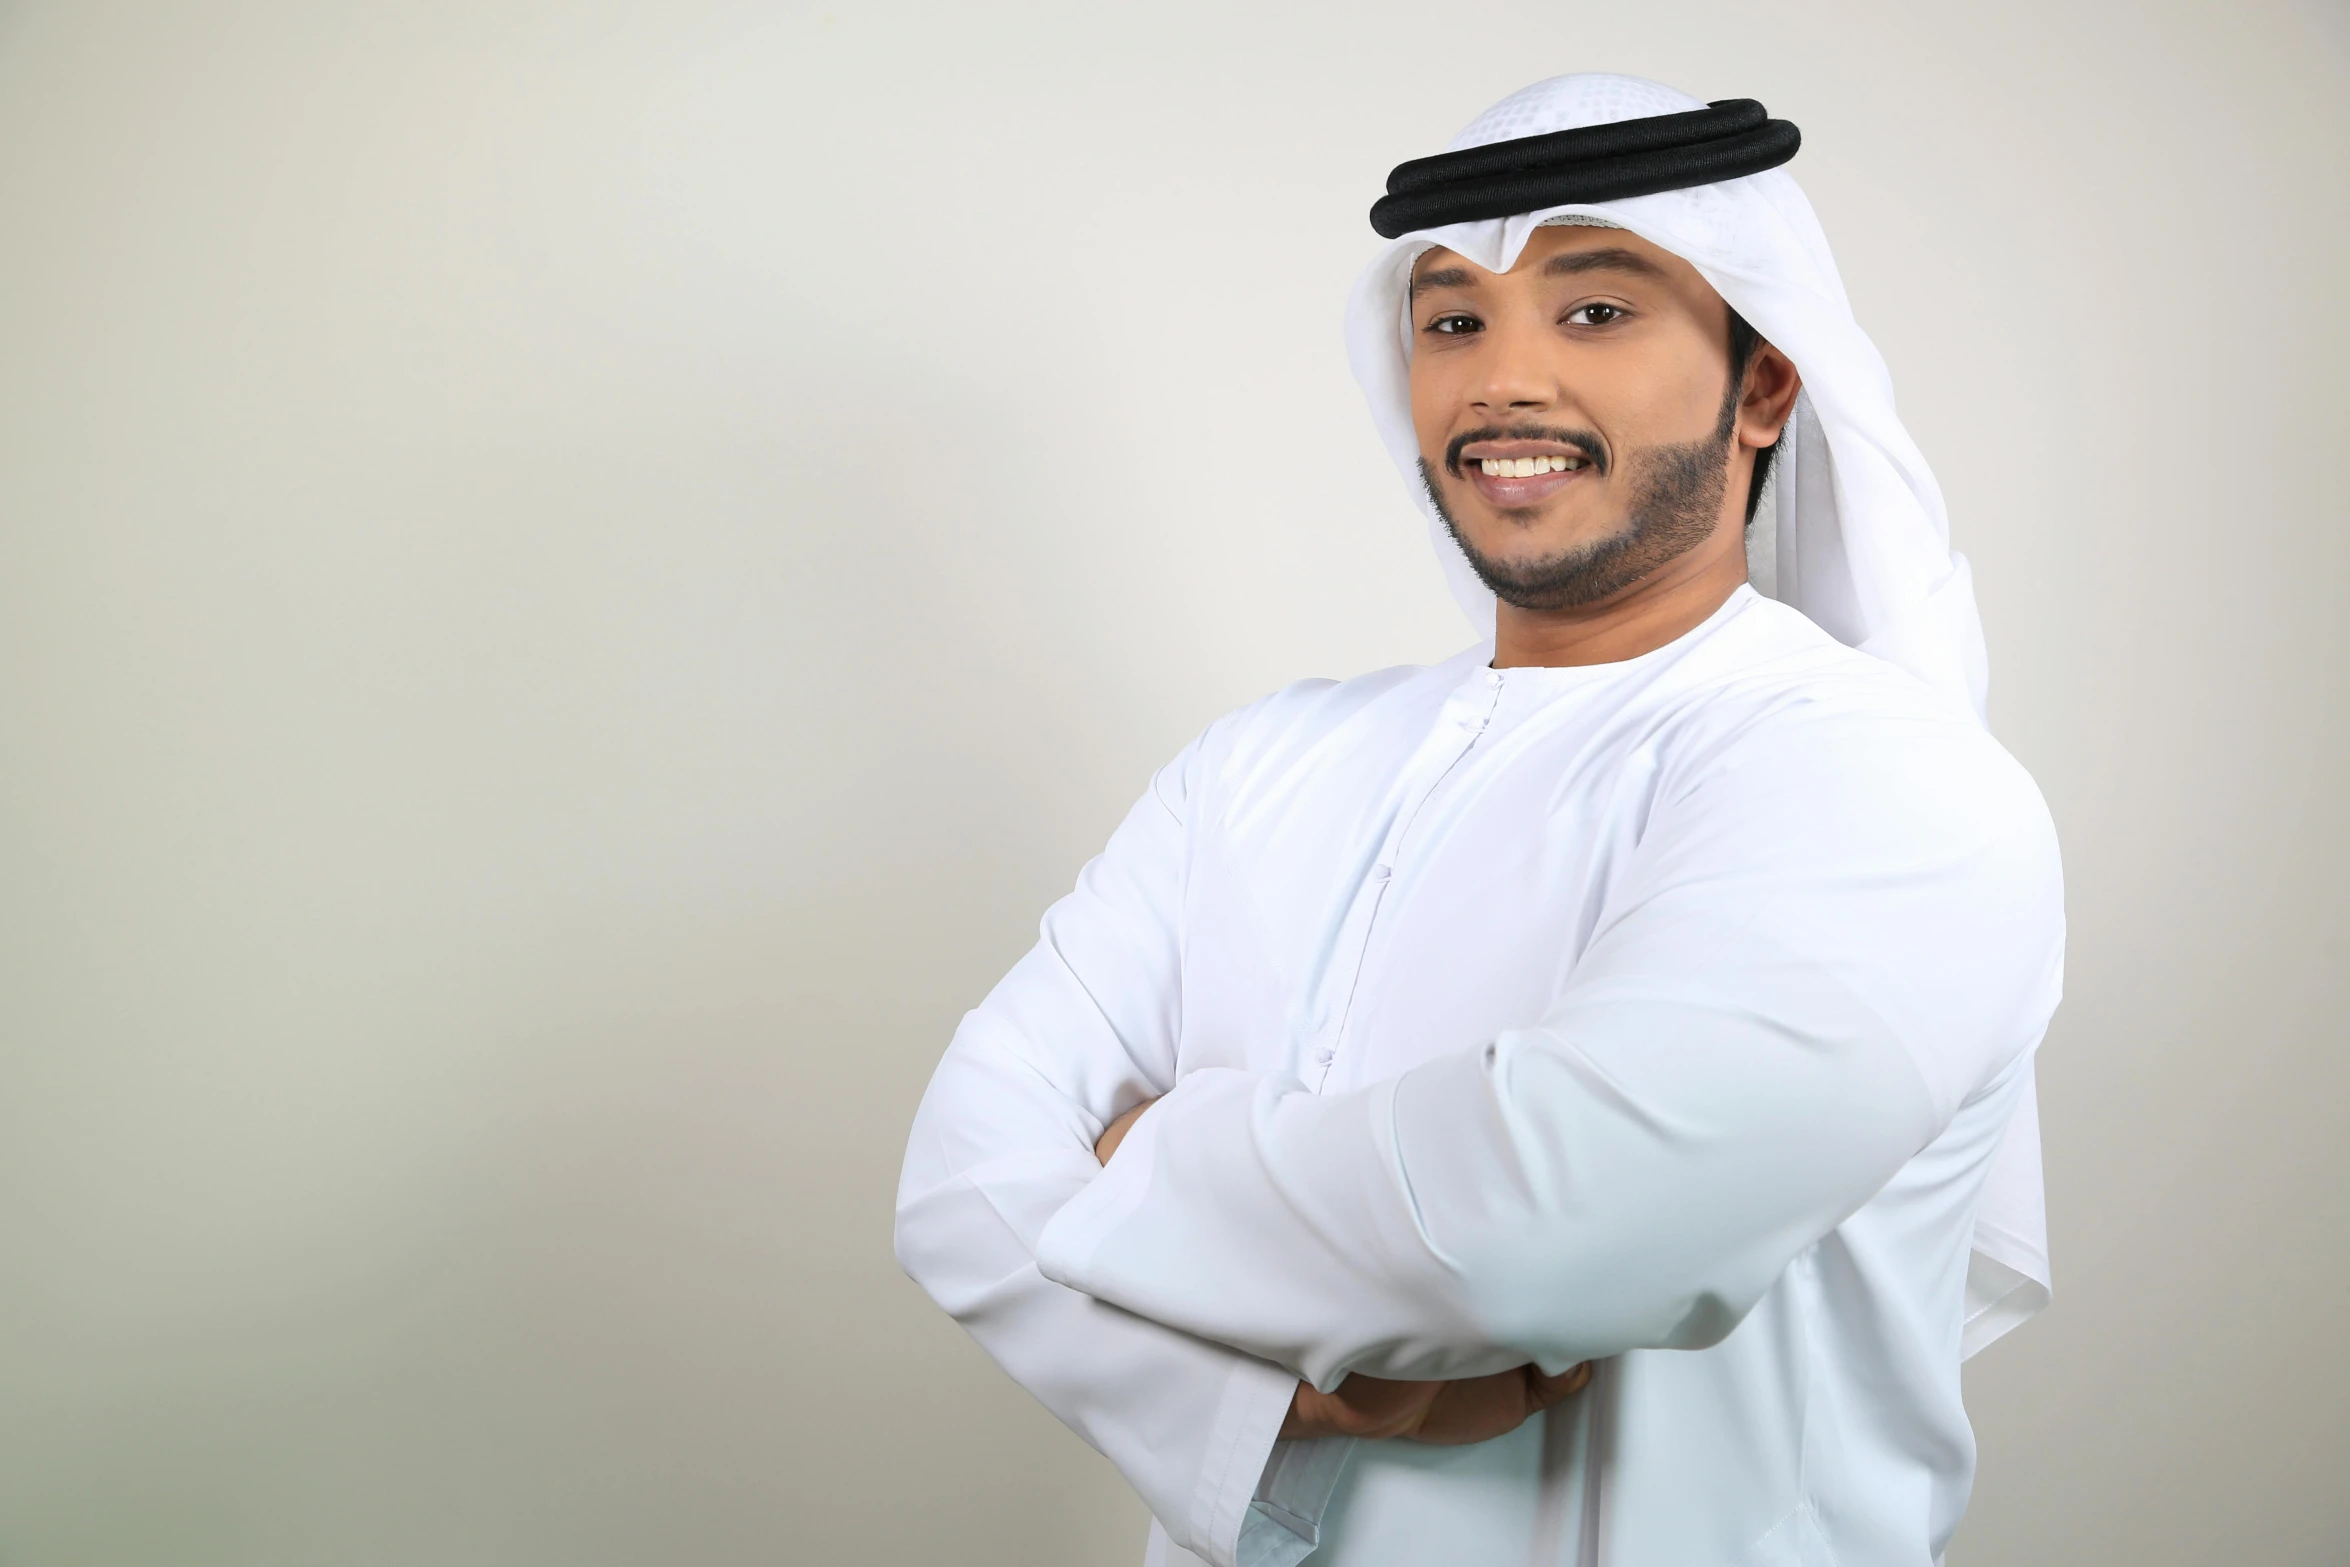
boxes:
[1442,425,1610,479]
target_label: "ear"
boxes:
[1739,343,1802,450]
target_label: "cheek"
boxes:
[1631,340,1731,435]
[1579,387,1694,459]
[1407,361,1457,457]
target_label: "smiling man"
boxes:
[897,75,2062,1567]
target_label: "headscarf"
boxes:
[1344,72,2050,1356]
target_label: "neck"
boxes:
[1490,521,1750,668]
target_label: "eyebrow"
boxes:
[1409,264,1479,298]
[1541,246,1667,281]
[1410,246,1666,299]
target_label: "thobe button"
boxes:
[1370,863,1392,882]
[1313,1046,1335,1065]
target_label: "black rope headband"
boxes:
[1368,99,1800,239]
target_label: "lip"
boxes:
[1467,465,1588,507]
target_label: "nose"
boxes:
[1470,312,1557,414]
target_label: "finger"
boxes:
[1405,1370,1529,1446]
[1322,1375,1446,1440]
[1527,1361,1594,1409]
[1277,1381,1326,1441]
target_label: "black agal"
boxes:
[1369,99,1800,239]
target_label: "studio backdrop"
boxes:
[0,2,2343,1563]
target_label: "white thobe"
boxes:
[895,587,2064,1567]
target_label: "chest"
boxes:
[1174,676,1673,1091]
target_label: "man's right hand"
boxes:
[1278,1362,1593,1446]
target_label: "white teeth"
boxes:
[1480,454,1585,477]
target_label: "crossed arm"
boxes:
[1091,1097,1595,1446]
[895,715,2053,1566]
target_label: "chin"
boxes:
[1465,510,1608,558]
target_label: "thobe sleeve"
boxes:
[893,729,1322,1567]
[1032,710,2065,1391]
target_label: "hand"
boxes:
[1094,1096,1159,1165]
[1278,1362,1593,1445]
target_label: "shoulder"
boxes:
[1144,653,1469,819]
[1631,602,2064,1104]
[1190,648,1482,778]
[1656,599,2052,844]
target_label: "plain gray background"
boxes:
[1,1,2344,1563]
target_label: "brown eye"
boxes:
[1566,303,1624,327]
[1428,313,1481,335]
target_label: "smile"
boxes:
[1458,442,1598,507]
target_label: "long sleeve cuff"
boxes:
[1184,1351,1305,1567]
[1238,1437,1356,1566]
[1041,1098,1349,1565]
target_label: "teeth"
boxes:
[1479,454,1582,476]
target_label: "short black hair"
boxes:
[1725,308,1780,527]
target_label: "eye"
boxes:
[1565,302,1626,327]
[1426,312,1482,335]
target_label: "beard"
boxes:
[1418,419,1732,614]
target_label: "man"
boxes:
[896,74,2061,1567]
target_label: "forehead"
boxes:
[1409,222,1694,288]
